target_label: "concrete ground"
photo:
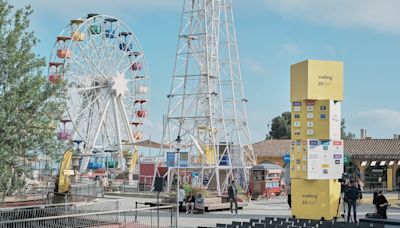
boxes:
[107,193,400,228]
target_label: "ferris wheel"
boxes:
[48,14,149,171]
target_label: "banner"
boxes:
[179,152,188,167]
[166,152,175,167]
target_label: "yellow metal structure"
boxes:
[291,100,341,140]
[58,148,73,193]
[291,179,341,220]
[129,150,139,173]
[290,59,344,220]
[291,60,343,101]
[387,168,393,191]
[205,146,216,165]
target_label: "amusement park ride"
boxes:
[48,14,149,192]
[48,0,254,196]
[154,0,256,196]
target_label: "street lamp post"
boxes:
[175,135,182,228]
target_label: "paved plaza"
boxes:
[109,193,400,228]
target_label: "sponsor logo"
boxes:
[333,141,342,146]
[335,160,341,164]
[306,101,315,106]
[293,102,302,106]
[333,154,342,159]
[309,140,318,145]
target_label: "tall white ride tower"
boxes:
[155,0,255,196]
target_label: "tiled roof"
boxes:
[253,139,400,160]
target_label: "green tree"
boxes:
[267,111,291,139]
[341,119,355,139]
[0,1,65,202]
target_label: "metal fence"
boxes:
[0,199,119,221]
[0,205,177,228]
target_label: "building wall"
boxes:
[256,156,284,167]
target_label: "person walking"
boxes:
[344,181,359,223]
[185,192,195,214]
[287,183,292,209]
[374,190,389,219]
[228,180,238,215]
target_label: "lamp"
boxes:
[175,135,182,227]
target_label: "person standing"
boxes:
[228,180,238,215]
[374,190,389,219]
[287,183,292,209]
[344,181,359,223]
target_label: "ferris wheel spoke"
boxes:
[86,96,111,152]
[74,91,106,121]
[86,25,111,78]
[68,51,106,83]
[114,33,134,71]
[76,84,108,93]
[118,96,135,143]
[120,54,144,75]
[74,40,108,79]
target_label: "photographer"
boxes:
[344,181,359,223]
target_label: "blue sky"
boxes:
[10,0,400,142]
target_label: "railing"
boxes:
[0,205,177,228]
[0,199,119,221]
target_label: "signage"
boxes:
[180,152,189,167]
[166,152,175,167]
[307,139,343,179]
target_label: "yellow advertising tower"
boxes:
[290,60,344,220]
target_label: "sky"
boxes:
[9,0,400,142]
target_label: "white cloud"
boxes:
[244,57,266,76]
[264,0,400,34]
[281,42,301,54]
[358,109,400,129]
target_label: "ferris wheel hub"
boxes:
[111,74,128,97]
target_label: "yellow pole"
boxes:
[387,168,393,192]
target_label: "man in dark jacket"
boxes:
[344,181,359,223]
[228,180,238,215]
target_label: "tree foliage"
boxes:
[268,111,291,139]
[0,1,65,201]
[341,119,355,139]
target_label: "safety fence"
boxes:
[0,205,177,228]
[0,200,119,221]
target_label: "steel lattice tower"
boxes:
[155,0,255,196]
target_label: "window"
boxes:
[361,161,368,166]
